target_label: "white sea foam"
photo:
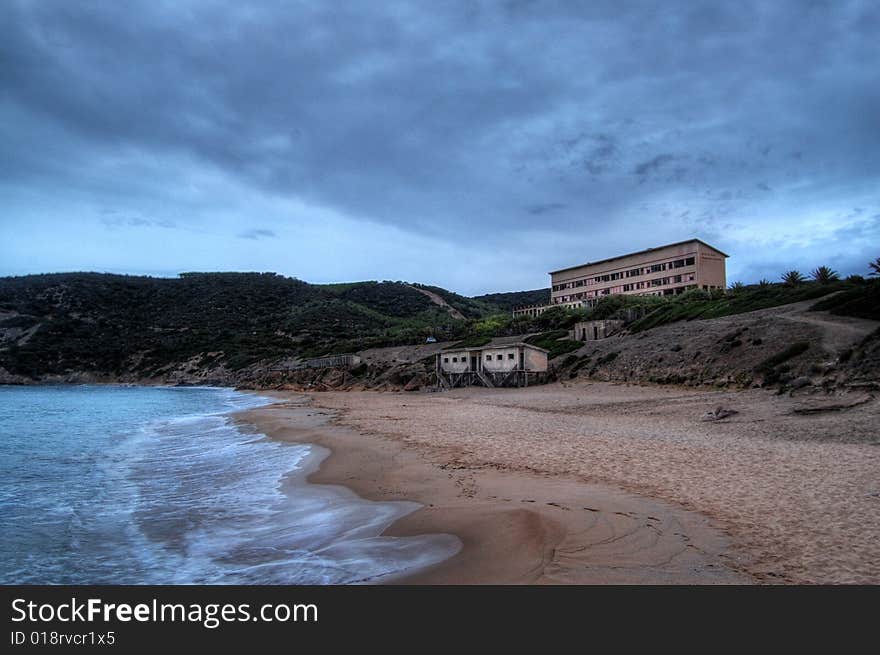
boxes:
[0,385,460,584]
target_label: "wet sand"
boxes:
[238,392,753,584]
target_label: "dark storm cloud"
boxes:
[633,154,676,180]
[526,203,566,215]
[1,0,879,290]
[100,212,176,230]
[238,228,277,240]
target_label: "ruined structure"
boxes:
[436,338,548,388]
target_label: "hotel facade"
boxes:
[514,239,728,317]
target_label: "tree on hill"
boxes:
[869,257,880,277]
[781,270,805,286]
[810,266,839,284]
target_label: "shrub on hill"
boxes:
[525,330,583,359]
[810,280,880,320]
[629,281,848,333]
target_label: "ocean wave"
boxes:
[0,385,459,584]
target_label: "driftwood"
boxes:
[791,394,874,415]
[701,406,739,422]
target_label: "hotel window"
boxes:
[452,357,457,362]
[685,257,695,266]
[674,275,682,283]
[443,358,449,363]
[485,354,492,361]
[496,354,503,360]
[508,353,515,359]
[650,263,664,272]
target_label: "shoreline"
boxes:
[236,391,752,584]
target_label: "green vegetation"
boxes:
[444,335,493,349]
[471,288,549,312]
[811,280,880,320]
[524,330,583,359]
[0,273,485,376]
[628,282,847,333]
[781,270,806,286]
[810,266,839,284]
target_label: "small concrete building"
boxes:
[436,338,548,388]
[569,319,624,342]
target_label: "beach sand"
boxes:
[239,382,879,584]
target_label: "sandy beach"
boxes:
[240,393,750,583]
[239,382,880,584]
[235,380,876,584]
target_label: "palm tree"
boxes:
[728,281,745,292]
[758,278,771,287]
[869,257,880,277]
[781,270,805,286]
[810,266,839,284]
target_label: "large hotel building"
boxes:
[514,239,728,317]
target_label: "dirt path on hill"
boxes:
[766,297,878,353]
[407,285,466,320]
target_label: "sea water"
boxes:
[0,385,459,584]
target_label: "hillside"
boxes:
[472,288,549,312]
[259,280,880,394]
[0,273,483,382]
[1,271,877,392]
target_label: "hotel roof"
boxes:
[443,337,550,354]
[548,239,729,276]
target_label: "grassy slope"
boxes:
[810,282,880,320]
[628,282,851,332]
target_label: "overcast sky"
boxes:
[1,1,878,295]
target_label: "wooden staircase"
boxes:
[475,370,495,388]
